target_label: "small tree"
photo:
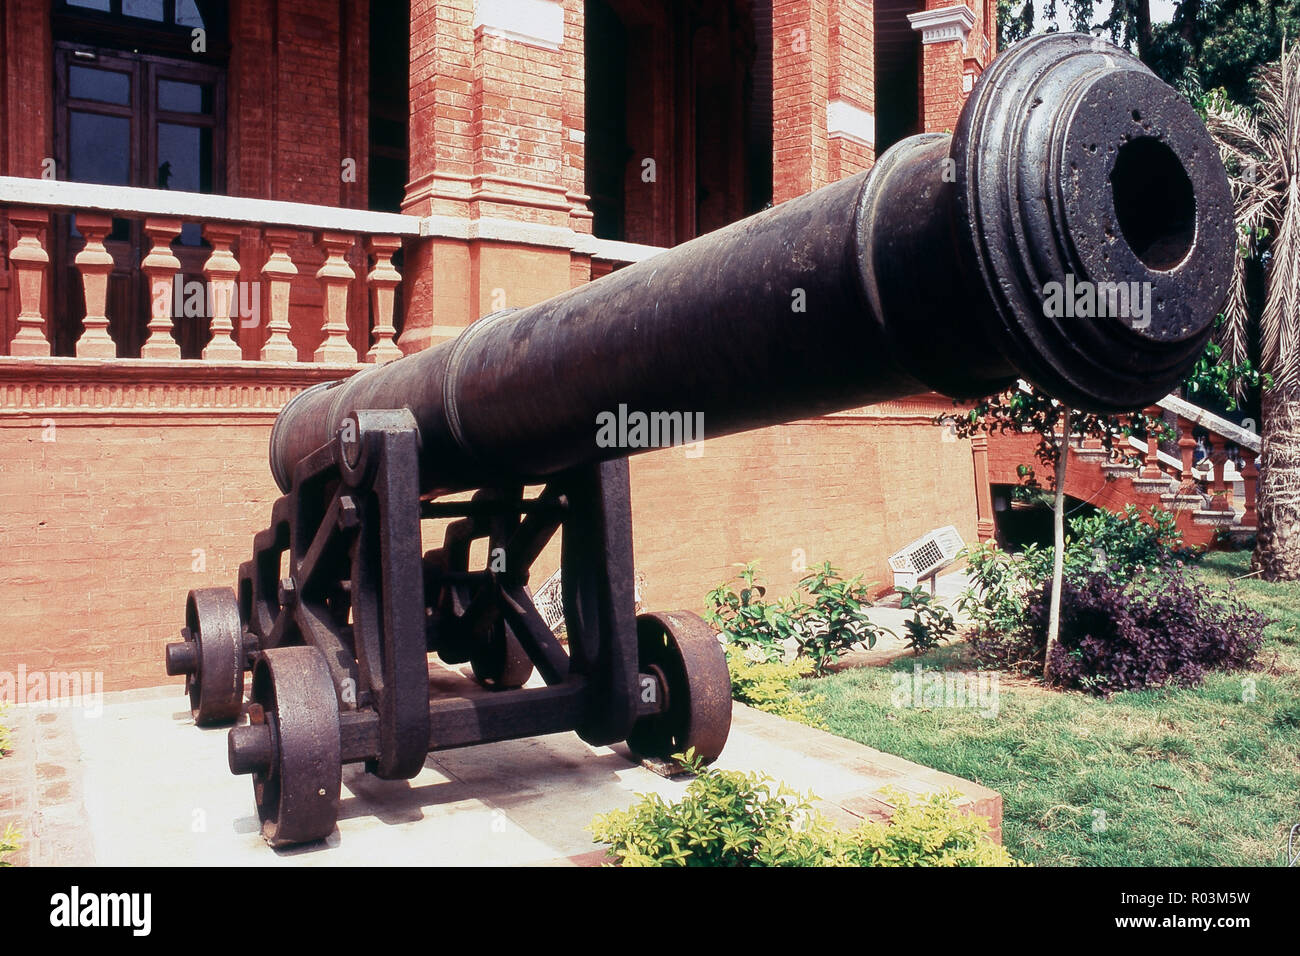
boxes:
[943,387,1163,678]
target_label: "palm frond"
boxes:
[1205,43,1300,389]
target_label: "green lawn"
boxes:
[798,551,1300,866]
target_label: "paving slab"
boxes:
[0,662,1000,865]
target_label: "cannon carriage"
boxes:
[164,34,1233,847]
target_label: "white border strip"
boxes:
[827,99,875,148]
[0,176,421,235]
[473,0,565,50]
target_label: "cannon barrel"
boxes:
[270,34,1233,496]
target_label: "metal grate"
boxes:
[888,525,965,590]
[531,568,564,632]
[908,539,944,573]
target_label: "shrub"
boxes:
[704,562,800,663]
[791,562,888,674]
[972,565,1267,695]
[1033,567,1267,695]
[0,703,10,756]
[960,506,1207,676]
[706,562,889,676]
[724,646,827,729]
[842,789,1021,867]
[590,751,1020,867]
[1011,504,1198,587]
[898,586,957,655]
[0,822,19,867]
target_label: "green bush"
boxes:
[1016,504,1198,586]
[843,789,1021,867]
[958,505,1201,671]
[898,586,957,655]
[724,646,827,729]
[590,751,1020,867]
[0,822,19,867]
[704,562,800,663]
[706,561,890,675]
[794,562,887,673]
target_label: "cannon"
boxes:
[164,34,1232,847]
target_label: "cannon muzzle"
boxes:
[270,33,1232,495]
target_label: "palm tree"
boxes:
[1206,47,1300,580]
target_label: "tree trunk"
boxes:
[1136,0,1155,63]
[1252,385,1300,581]
[1044,408,1071,684]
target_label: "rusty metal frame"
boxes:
[236,420,655,782]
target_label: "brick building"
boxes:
[0,0,1000,691]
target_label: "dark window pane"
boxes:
[69,65,131,106]
[66,0,112,11]
[158,79,211,114]
[175,0,206,28]
[122,0,165,22]
[157,121,213,193]
[69,111,130,185]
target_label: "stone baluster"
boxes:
[970,433,995,542]
[365,236,403,364]
[1240,450,1259,528]
[260,228,299,362]
[73,213,117,358]
[1207,434,1231,510]
[1176,417,1197,493]
[314,232,357,364]
[140,218,183,359]
[202,223,244,361]
[1140,406,1164,479]
[6,209,52,357]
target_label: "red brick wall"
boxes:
[0,380,978,692]
[1,0,53,181]
[629,409,981,611]
[0,413,280,691]
[0,365,354,692]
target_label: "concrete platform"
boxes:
[0,669,1000,866]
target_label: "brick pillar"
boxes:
[2,0,53,178]
[827,0,875,178]
[561,0,593,287]
[401,0,475,352]
[909,3,978,134]
[402,0,579,351]
[772,0,831,202]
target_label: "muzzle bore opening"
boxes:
[1110,135,1197,271]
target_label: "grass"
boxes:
[798,551,1300,866]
